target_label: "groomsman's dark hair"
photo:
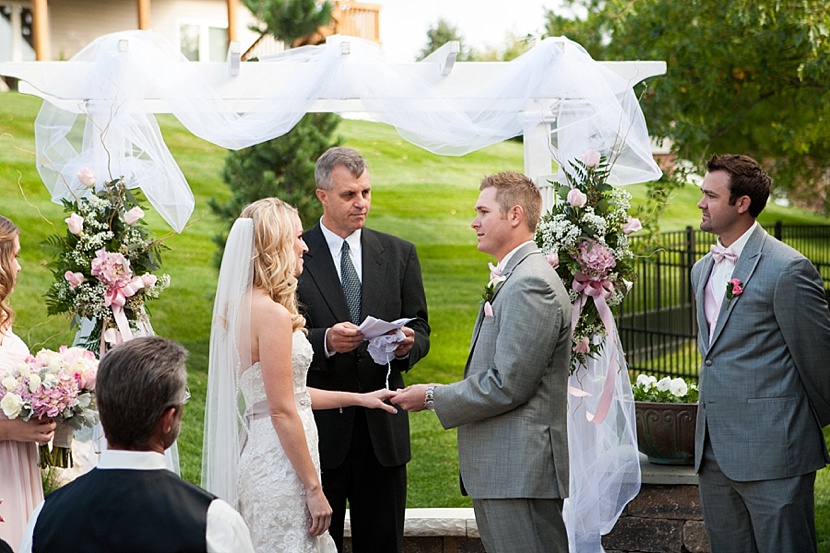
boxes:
[316,147,368,191]
[707,154,771,218]
[480,172,542,232]
[97,337,189,449]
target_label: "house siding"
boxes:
[46,0,259,60]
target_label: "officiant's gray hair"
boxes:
[315,147,368,191]
[480,172,542,232]
[97,336,189,449]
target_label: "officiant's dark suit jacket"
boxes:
[297,223,430,469]
[691,224,830,481]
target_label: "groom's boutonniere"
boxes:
[481,274,506,318]
[725,278,744,306]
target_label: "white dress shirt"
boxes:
[19,450,254,553]
[705,221,757,341]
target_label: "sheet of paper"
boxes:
[358,316,415,340]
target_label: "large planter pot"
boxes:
[634,401,697,465]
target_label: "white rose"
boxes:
[27,374,42,393]
[1,392,24,419]
[655,377,672,392]
[2,375,18,391]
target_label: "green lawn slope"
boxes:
[1,92,828,549]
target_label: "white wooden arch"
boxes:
[0,33,665,229]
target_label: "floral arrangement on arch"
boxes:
[535,150,642,373]
[44,169,170,351]
[632,373,699,403]
[0,345,99,467]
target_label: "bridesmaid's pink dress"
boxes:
[0,329,43,552]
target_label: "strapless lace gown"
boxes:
[237,330,337,553]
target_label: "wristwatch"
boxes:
[424,385,435,411]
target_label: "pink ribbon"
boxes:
[571,272,617,424]
[103,276,144,344]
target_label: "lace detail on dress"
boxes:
[237,331,336,553]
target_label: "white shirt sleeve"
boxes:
[206,499,255,553]
[17,501,44,553]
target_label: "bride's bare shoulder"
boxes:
[250,287,291,323]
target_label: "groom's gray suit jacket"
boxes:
[691,224,830,481]
[433,243,571,499]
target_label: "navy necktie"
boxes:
[340,240,362,324]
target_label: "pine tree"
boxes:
[210,0,340,264]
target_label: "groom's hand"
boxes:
[326,322,364,353]
[394,384,429,412]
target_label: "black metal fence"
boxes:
[616,224,830,381]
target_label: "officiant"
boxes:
[296,147,430,553]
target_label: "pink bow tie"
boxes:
[488,262,502,280]
[710,244,738,264]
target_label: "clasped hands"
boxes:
[326,322,415,357]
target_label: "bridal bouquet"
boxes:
[44,169,170,351]
[0,346,99,467]
[535,150,642,372]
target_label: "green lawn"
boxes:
[2,91,829,547]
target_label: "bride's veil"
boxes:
[201,218,254,507]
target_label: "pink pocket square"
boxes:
[484,301,494,318]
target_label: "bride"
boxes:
[202,198,398,552]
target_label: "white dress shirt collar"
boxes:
[96,449,168,470]
[718,221,757,259]
[320,219,363,280]
[496,240,535,274]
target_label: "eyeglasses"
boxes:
[181,387,191,406]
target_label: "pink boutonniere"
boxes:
[725,278,743,306]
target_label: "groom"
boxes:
[691,154,830,553]
[395,171,572,553]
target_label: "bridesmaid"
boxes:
[0,215,56,551]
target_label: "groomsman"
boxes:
[297,147,430,552]
[691,154,830,553]
[20,337,254,553]
[395,172,572,553]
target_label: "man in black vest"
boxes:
[20,337,254,553]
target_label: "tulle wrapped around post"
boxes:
[563,328,640,553]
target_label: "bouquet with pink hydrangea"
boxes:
[0,346,99,467]
[535,151,641,372]
[44,170,170,352]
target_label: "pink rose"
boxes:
[545,252,559,269]
[124,206,145,226]
[573,336,591,354]
[64,271,85,288]
[65,213,84,235]
[567,188,588,208]
[579,149,601,168]
[77,167,96,188]
[140,273,157,287]
[622,217,642,235]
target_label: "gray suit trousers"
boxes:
[473,497,568,553]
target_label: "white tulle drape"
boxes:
[32,30,661,232]
[201,218,254,508]
[563,325,641,553]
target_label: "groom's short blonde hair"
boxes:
[480,172,541,232]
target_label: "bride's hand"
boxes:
[305,487,332,537]
[359,389,398,414]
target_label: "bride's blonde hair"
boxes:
[240,198,306,332]
[0,215,19,331]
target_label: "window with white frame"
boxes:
[178,21,227,62]
[1,2,35,62]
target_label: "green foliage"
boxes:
[210,112,343,264]
[242,0,333,45]
[418,18,471,61]
[545,0,830,212]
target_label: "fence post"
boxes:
[774,221,783,240]
[685,226,696,303]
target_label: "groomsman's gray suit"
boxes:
[691,224,830,552]
[433,242,571,552]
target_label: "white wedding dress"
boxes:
[237,330,337,553]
